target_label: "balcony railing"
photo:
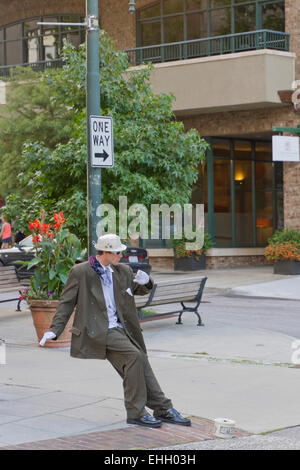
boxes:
[124,30,290,66]
[0,30,289,78]
[0,58,64,77]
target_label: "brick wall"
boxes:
[100,0,151,50]
[285,0,300,79]
[181,106,297,138]
[149,254,271,271]
[284,161,300,230]
[206,255,272,269]
[0,0,85,25]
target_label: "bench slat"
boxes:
[154,276,205,287]
[135,296,196,308]
[0,278,20,284]
[0,287,23,293]
[0,280,20,286]
[153,284,201,296]
[0,280,19,284]
[0,269,17,275]
[0,273,19,278]
[0,271,19,277]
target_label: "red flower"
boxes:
[41,223,52,234]
[33,219,41,230]
[53,211,65,230]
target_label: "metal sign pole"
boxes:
[86,0,100,257]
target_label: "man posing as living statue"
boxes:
[40,233,191,428]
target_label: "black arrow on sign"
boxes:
[95,150,109,161]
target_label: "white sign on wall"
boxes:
[272,136,300,162]
[90,115,114,168]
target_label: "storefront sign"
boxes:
[272,136,300,162]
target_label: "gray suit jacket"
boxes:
[50,261,153,359]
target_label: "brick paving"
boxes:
[0,417,249,450]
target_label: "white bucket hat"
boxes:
[95,233,127,252]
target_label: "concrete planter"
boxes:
[174,253,206,271]
[273,260,300,275]
[28,299,74,348]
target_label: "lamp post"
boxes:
[39,0,136,255]
[86,0,101,257]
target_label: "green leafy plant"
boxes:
[0,66,73,197]
[265,229,300,262]
[17,210,86,300]
[172,232,214,259]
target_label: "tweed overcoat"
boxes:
[49,261,152,359]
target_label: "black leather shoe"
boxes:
[127,413,162,428]
[155,408,191,426]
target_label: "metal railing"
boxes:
[124,30,290,66]
[0,58,65,77]
[0,30,289,77]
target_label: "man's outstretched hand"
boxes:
[133,270,150,285]
[39,331,56,346]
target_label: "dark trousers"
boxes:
[106,327,172,419]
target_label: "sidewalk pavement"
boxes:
[153,265,300,300]
[0,266,299,450]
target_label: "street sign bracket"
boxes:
[272,125,300,135]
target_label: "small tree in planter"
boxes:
[265,229,300,275]
[172,233,214,271]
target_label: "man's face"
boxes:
[100,251,123,266]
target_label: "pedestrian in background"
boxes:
[40,233,191,428]
[0,215,11,248]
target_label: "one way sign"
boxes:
[90,115,114,168]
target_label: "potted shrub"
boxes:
[172,233,214,271]
[18,210,86,347]
[264,229,300,275]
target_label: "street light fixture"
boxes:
[129,0,136,13]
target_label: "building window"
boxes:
[0,15,85,67]
[5,24,23,65]
[137,0,285,47]
[0,30,3,66]
[191,137,283,248]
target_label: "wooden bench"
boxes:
[134,276,207,326]
[0,266,30,311]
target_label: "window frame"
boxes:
[0,14,85,66]
[136,0,285,47]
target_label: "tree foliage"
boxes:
[2,31,208,244]
[0,67,73,196]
